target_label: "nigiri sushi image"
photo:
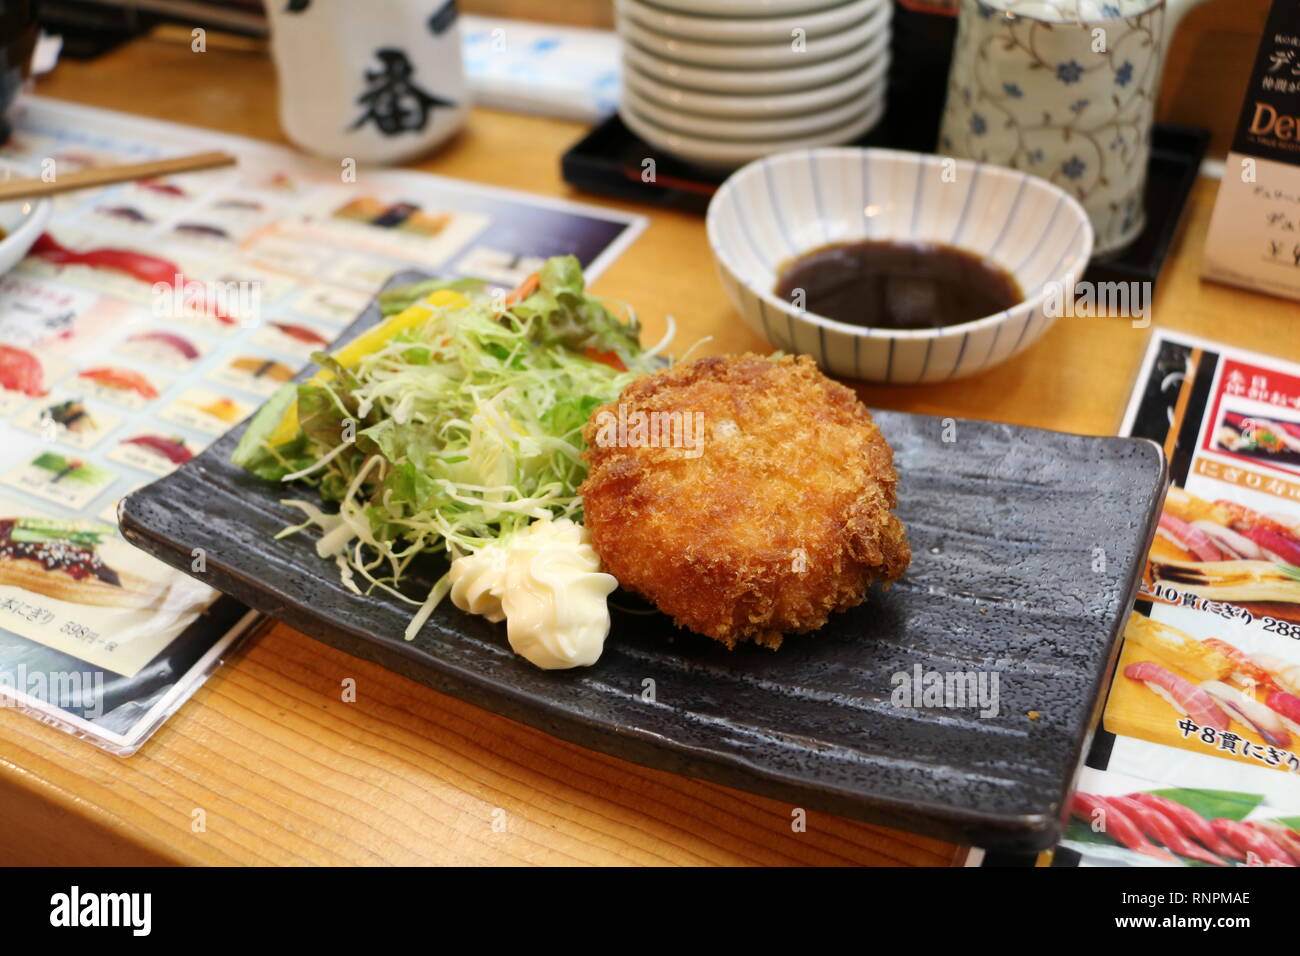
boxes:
[126,331,199,361]
[1200,680,1292,748]
[121,434,193,465]
[397,211,450,237]
[1250,822,1300,864]
[78,366,160,400]
[229,356,294,382]
[266,172,296,192]
[191,396,242,423]
[174,222,231,241]
[1202,638,1300,699]
[1069,793,1178,863]
[1264,691,1300,736]
[31,452,110,486]
[1210,818,1295,866]
[270,322,330,347]
[1148,487,1300,618]
[138,178,186,197]
[214,198,263,212]
[1125,614,1232,681]
[1215,412,1300,463]
[334,196,388,222]
[43,399,96,434]
[1123,661,1230,731]
[1080,791,1300,867]
[1247,652,1300,697]
[0,344,47,396]
[1105,795,1226,866]
[32,234,182,287]
[176,288,238,325]
[97,205,151,224]
[50,151,99,172]
[1202,638,1280,694]
[1129,793,1244,860]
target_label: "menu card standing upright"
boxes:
[1203,0,1300,301]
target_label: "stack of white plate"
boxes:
[614,0,892,170]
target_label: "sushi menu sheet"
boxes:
[979,331,1300,868]
[0,95,644,754]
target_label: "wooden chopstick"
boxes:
[0,150,238,201]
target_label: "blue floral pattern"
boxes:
[938,0,1166,253]
[1056,60,1084,85]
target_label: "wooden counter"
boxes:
[0,30,1295,866]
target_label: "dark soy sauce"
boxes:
[774,239,1023,330]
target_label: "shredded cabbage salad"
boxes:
[232,256,665,638]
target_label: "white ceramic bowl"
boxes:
[622,43,888,117]
[621,80,881,140]
[617,0,879,44]
[623,98,884,169]
[648,0,852,15]
[706,148,1095,383]
[620,23,888,94]
[618,1,888,68]
[0,163,52,276]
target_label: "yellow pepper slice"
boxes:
[264,288,470,447]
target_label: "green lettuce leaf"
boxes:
[378,276,487,316]
[231,384,308,481]
[511,255,642,362]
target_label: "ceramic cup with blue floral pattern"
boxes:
[939,0,1191,256]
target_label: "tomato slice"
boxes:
[584,348,626,372]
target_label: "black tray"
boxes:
[562,115,1209,289]
[119,270,1167,851]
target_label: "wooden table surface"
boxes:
[1,32,1297,867]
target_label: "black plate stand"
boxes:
[561,115,1209,289]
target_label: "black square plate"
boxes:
[119,272,1166,851]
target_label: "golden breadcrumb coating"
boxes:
[579,353,910,648]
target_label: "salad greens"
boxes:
[379,257,643,364]
[233,256,660,638]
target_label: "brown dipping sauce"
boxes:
[774,239,1022,330]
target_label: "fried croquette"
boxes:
[579,353,910,648]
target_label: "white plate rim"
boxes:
[619,23,890,93]
[616,0,882,43]
[621,44,889,117]
[620,97,886,166]
[621,80,882,140]
[642,0,857,17]
[618,1,890,69]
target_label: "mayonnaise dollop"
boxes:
[448,516,617,669]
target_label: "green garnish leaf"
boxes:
[378,276,487,316]
[511,255,642,362]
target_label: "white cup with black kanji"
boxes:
[267,0,467,164]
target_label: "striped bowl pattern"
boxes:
[706,148,1094,384]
